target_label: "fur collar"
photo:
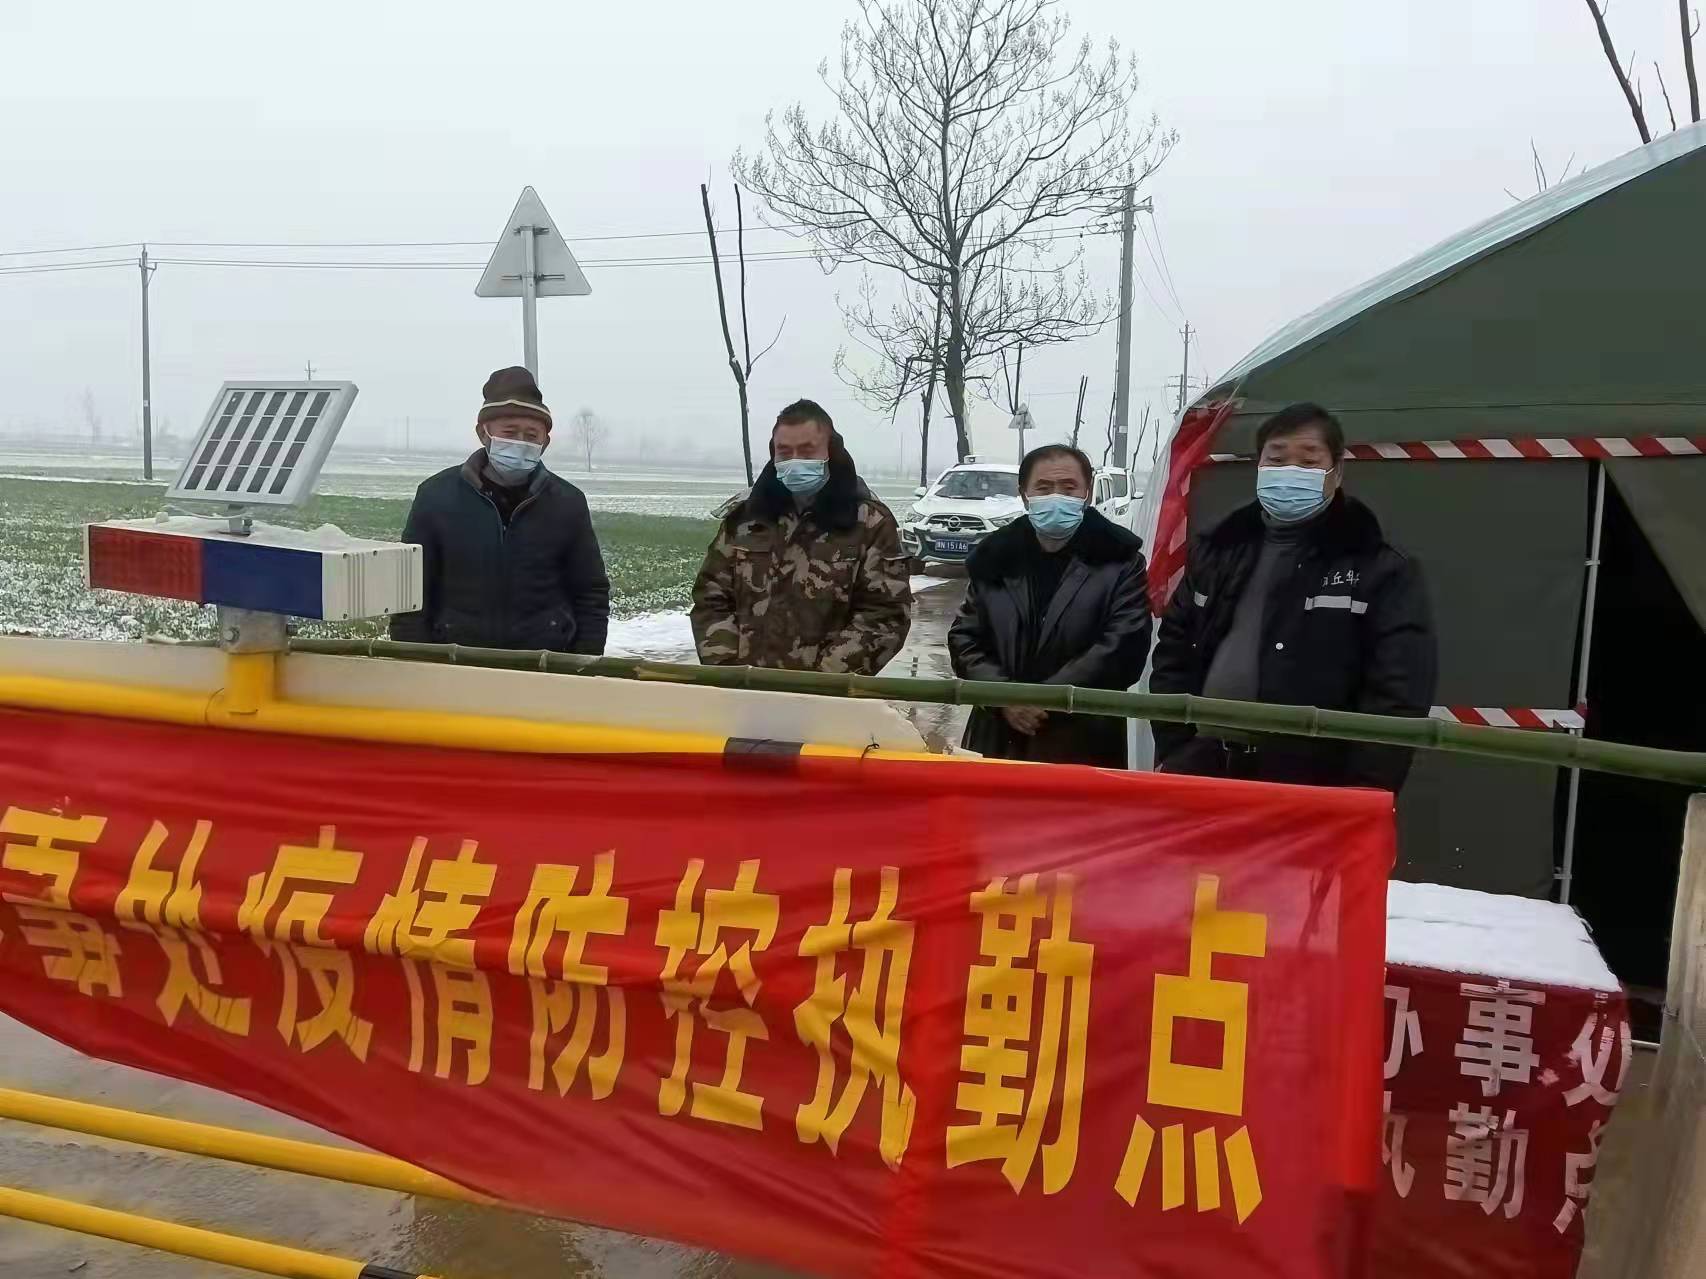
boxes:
[1206,491,1385,556]
[967,507,1144,583]
[739,456,867,531]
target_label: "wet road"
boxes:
[0,577,972,1279]
[885,570,972,752]
[0,1016,788,1278]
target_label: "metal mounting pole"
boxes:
[521,225,540,376]
[139,246,154,482]
[1558,461,1608,905]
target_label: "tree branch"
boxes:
[1683,0,1702,123]
[1586,0,1653,142]
[1657,60,1680,131]
[701,183,754,485]
[736,184,754,374]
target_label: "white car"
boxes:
[900,461,1024,566]
[900,459,1144,566]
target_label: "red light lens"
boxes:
[87,526,204,602]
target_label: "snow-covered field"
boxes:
[0,451,935,649]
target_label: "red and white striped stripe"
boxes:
[1343,436,1706,461]
[1429,706,1585,732]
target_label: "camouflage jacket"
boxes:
[690,466,911,675]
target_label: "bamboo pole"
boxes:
[288,638,1706,789]
[0,1183,439,1279]
[0,1086,487,1205]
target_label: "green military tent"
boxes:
[1138,121,1706,992]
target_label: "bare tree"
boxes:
[700,183,784,486]
[836,274,947,487]
[737,0,1172,462]
[81,388,101,443]
[1584,0,1701,144]
[569,407,606,473]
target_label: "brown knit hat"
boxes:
[478,366,552,431]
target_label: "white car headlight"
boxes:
[905,507,923,523]
[991,512,1022,526]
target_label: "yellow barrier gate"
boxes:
[0,1086,476,1277]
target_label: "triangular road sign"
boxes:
[474,186,591,299]
[1007,404,1034,432]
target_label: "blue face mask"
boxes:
[1257,464,1333,523]
[1026,494,1086,540]
[487,436,544,483]
[775,458,829,497]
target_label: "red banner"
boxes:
[0,707,1393,1278]
[1374,966,1630,1277]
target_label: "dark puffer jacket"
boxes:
[948,508,1152,766]
[390,452,609,654]
[1150,492,1436,790]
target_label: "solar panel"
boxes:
[167,381,358,509]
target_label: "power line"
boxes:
[0,241,139,260]
[1139,219,1180,322]
[0,258,136,277]
[1,222,1113,269]
[1145,206,1185,309]
[1127,256,1175,323]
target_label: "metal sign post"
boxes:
[521,223,539,375]
[476,187,591,381]
[1008,404,1033,468]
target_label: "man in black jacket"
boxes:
[949,444,1151,766]
[390,367,609,654]
[1151,402,1436,790]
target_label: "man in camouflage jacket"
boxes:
[691,400,911,675]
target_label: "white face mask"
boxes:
[1256,464,1333,523]
[487,436,544,482]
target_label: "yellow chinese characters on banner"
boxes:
[1117,873,1268,1223]
[237,825,373,1061]
[1,807,121,997]
[656,858,778,1130]
[946,873,1093,1195]
[508,852,629,1102]
[794,866,917,1169]
[115,819,251,1035]
[366,837,497,1086]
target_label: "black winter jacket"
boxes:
[1150,492,1436,790]
[948,509,1151,766]
[390,452,610,654]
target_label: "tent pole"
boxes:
[1559,462,1608,905]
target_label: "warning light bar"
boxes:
[85,518,422,622]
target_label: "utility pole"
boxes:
[138,246,156,482]
[1175,322,1193,415]
[1070,374,1088,449]
[1111,187,1154,470]
[305,360,317,381]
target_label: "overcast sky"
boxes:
[0,0,1686,472]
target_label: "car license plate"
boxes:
[935,538,972,555]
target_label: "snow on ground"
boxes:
[605,611,697,662]
[1386,880,1620,991]
[606,575,952,664]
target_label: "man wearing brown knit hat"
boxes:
[390,366,609,654]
